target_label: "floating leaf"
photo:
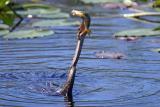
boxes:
[16,8,69,19]
[36,13,69,18]
[154,26,160,31]
[0,30,9,36]
[152,48,160,53]
[22,3,52,9]
[114,28,160,37]
[32,19,80,27]
[95,51,125,59]
[12,4,70,19]
[80,0,123,4]
[4,29,54,39]
[155,8,160,12]
[17,8,60,16]
[0,24,9,29]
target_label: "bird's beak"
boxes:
[71,10,84,18]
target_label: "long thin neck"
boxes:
[71,37,84,66]
[60,36,85,96]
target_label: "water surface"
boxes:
[0,5,160,107]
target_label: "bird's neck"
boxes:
[84,17,90,29]
[60,11,91,97]
[71,37,84,66]
[60,37,85,96]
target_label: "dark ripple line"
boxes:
[112,89,160,104]
[74,88,160,105]
[0,92,62,104]
[109,73,160,81]
[0,104,22,107]
[0,97,62,104]
[0,45,74,51]
[79,67,160,73]
[79,68,160,81]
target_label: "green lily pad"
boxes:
[32,19,80,27]
[17,8,60,16]
[10,4,70,19]
[155,8,160,12]
[16,8,70,19]
[36,12,69,18]
[22,3,53,9]
[114,28,160,37]
[154,26,160,31]
[152,48,160,53]
[0,30,9,36]
[80,0,123,4]
[3,29,54,39]
[0,24,9,29]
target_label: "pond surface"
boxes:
[0,3,160,107]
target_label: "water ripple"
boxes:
[0,16,160,107]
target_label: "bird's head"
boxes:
[71,10,90,20]
[71,10,91,39]
[71,10,85,17]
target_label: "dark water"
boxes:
[0,4,160,107]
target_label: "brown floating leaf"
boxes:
[114,28,160,37]
[95,51,125,59]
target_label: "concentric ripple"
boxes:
[0,13,160,107]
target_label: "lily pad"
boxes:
[17,8,61,16]
[3,29,54,39]
[114,28,160,37]
[0,30,9,36]
[22,3,53,9]
[16,8,70,19]
[80,0,123,4]
[0,24,9,29]
[152,48,160,53]
[154,26,160,31]
[32,19,80,27]
[36,12,69,18]
[95,51,125,59]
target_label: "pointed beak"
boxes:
[71,10,85,18]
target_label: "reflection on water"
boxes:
[0,9,160,107]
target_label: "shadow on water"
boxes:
[64,95,74,107]
[0,4,160,107]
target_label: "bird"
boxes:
[57,9,91,97]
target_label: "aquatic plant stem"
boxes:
[7,4,23,32]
